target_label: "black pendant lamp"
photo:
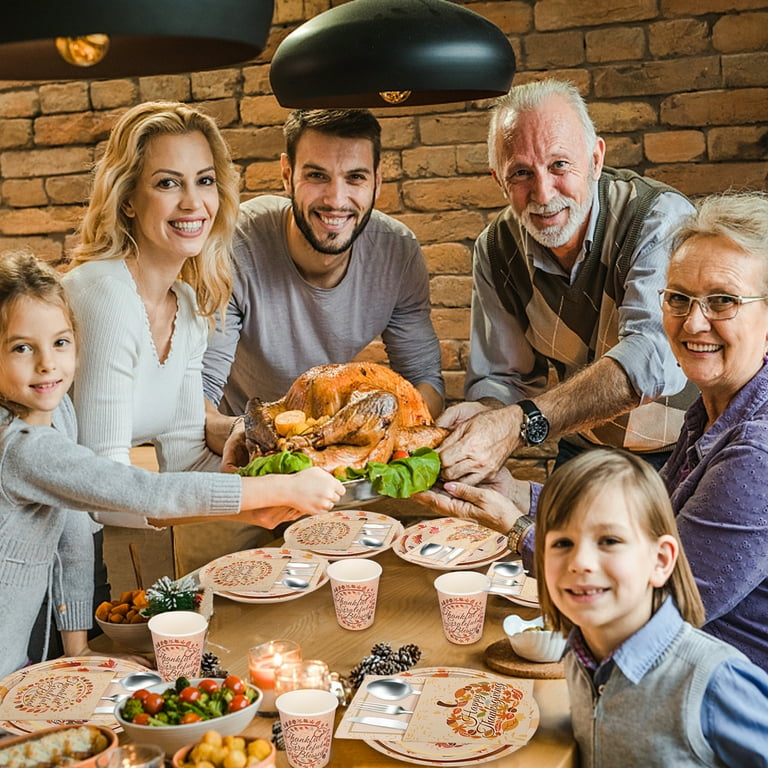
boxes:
[0,0,275,81]
[270,0,516,108]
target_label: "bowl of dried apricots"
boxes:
[95,589,153,653]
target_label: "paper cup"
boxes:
[276,689,338,768]
[434,571,490,645]
[147,610,208,681]
[326,559,382,630]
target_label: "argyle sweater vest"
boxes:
[486,167,697,451]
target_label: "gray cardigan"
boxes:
[0,397,242,676]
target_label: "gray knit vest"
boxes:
[567,622,743,767]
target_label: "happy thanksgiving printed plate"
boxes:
[0,656,150,735]
[284,510,404,560]
[394,518,509,570]
[352,667,539,766]
[198,547,329,603]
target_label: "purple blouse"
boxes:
[661,359,768,671]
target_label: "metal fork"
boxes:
[360,702,415,716]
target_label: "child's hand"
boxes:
[240,468,344,518]
[282,467,345,516]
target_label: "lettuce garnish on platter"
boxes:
[236,447,440,498]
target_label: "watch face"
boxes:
[526,415,549,444]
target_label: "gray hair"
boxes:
[671,192,768,276]
[487,79,598,174]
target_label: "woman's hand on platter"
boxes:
[414,467,528,535]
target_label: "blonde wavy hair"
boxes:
[534,448,706,636]
[70,101,239,322]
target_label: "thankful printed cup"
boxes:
[434,571,490,645]
[326,559,382,630]
[147,610,208,681]
[276,688,338,768]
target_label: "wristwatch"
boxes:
[507,514,535,555]
[517,399,550,446]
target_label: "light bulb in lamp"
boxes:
[379,90,412,105]
[55,34,110,67]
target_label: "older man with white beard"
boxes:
[437,79,697,488]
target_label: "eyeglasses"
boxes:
[658,289,768,320]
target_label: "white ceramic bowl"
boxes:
[503,614,567,663]
[115,677,262,756]
[95,616,153,653]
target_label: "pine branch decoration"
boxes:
[141,575,201,617]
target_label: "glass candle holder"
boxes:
[248,639,302,716]
[275,659,330,698]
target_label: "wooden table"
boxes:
[201,547,576,767]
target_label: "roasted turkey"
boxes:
[244,362,449,472]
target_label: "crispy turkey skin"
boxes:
[244,362,448,472]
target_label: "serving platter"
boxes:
[336,478,384,509]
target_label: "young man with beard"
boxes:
[203,109,443,440]
[176,110,444,572]
[437,80,697,489]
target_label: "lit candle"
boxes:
[275,659,330,698]
[248,639,302,714]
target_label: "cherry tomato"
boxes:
[198,678,219,695]
[143,692,165,715]
[228,694,250,712]
[180,712,203,724]
[223,675,245,694]
[132,712,151,726]
[179,686,201,703]
[392,450,409,460]
[130,688,150,703]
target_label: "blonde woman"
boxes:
[64,100,239,474]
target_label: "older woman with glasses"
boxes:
[417,190,768,670]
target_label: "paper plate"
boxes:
[198,547,329,604]
[357,666,539,766]
[0,656,150,735]
[394,518,509,570]
[284,510,404,560]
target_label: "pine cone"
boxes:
[200,651,228,678]
[347,641,422,690]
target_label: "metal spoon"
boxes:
[492,561,525,578]
[365,678,423,701]
[111,670,163,690]
[278,576,310,589]
[102,670,163,701]
[352,536,384,548]
[418,542,443,557]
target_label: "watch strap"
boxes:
[507,514,535,555]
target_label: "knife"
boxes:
[443,547,465,563]
[349,716,409,731]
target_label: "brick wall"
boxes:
[1,0,766,480]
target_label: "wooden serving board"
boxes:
[484,639,565,679]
